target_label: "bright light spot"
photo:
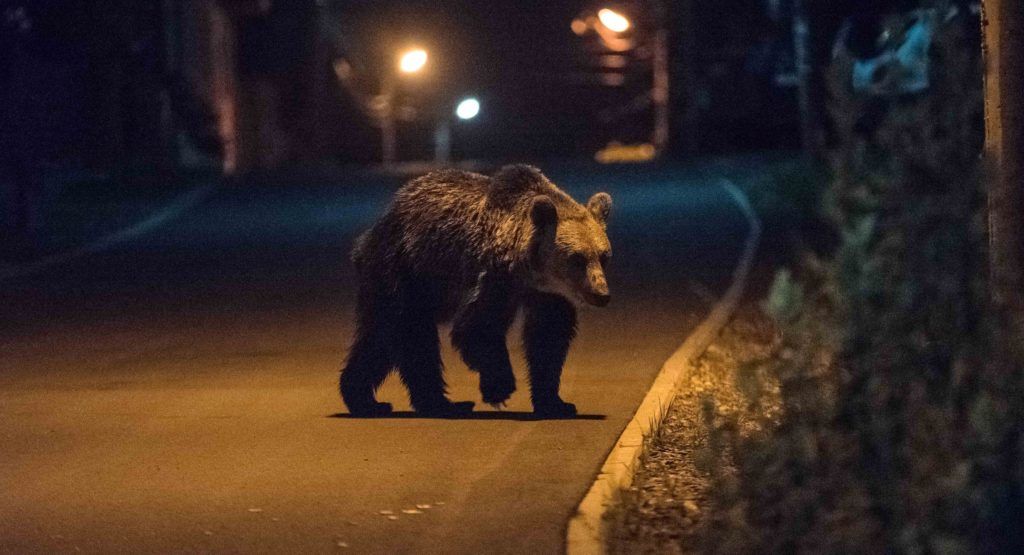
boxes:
[597,8,630,33]
[570,18,588,35]
[595,141,656,164]
[399,48,428,73]
[455,97,480,120]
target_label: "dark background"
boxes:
[0,0,815,175]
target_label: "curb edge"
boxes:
[565,179,762,555]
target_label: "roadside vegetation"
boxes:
[611,5,1024,552]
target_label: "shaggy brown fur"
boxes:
[340,165,612,418]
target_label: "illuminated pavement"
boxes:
[0,162,760,553]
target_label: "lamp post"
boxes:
[435,97,480,165]
[381,48,428,166]
[650,1,670,153]
[572,5,671,156]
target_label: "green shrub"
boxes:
[704,5,1024,552]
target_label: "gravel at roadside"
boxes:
[607,303,781,554]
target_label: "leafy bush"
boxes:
[702,5,1024,552]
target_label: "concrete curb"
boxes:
[565,179,762,555]
[0,182,217,283]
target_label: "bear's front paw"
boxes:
[532,399,577,419]
[480,372,517,407]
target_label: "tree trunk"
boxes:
[983,0,1024,324]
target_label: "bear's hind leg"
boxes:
[340,328,394,417]
[523,292,578,418]
[394,309,474,418]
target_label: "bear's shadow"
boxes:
[328,411,606,421]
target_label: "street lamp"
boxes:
[597,8,631,33]
[398,48,428,74]
[571,4,670,156]
[436,97,481,165]
[455,97,481,120]
[381,47,429,166]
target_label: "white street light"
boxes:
[437,97,481,164]
[455,97,480,120]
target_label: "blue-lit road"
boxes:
[0,161,767,554]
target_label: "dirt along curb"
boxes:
[565,179,762,555]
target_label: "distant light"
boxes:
[455,97,480,120]
[598,54,628,69]
[597,8,630,33]
[332,59,352,80]
[599,73,626,87]
[399,48,428,73]
[595,141,656,164]
[571,18,588,35]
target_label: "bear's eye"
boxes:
[569,252,588,269]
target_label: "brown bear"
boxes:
[339,164,612,418]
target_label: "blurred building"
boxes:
[161,0,372,172]
[0,0,368,178]
[1,0,842,178]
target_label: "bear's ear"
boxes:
[587,192,612,224]
[530,195,558,230]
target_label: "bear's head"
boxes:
[528,192,613,307]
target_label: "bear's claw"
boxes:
[480,373,516,406]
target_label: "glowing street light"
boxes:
[571,4,668,156]
[398,48,428,74]
[597,8,631,33]
[436,97,481,164]
[455,97,480,120]
[380,47,430,166]
[572,8,633,52]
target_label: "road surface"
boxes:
[0,162,755,553]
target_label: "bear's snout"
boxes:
[585,273,610,307]
[589,292,611,307]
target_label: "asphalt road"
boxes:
[0,162,754,554]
